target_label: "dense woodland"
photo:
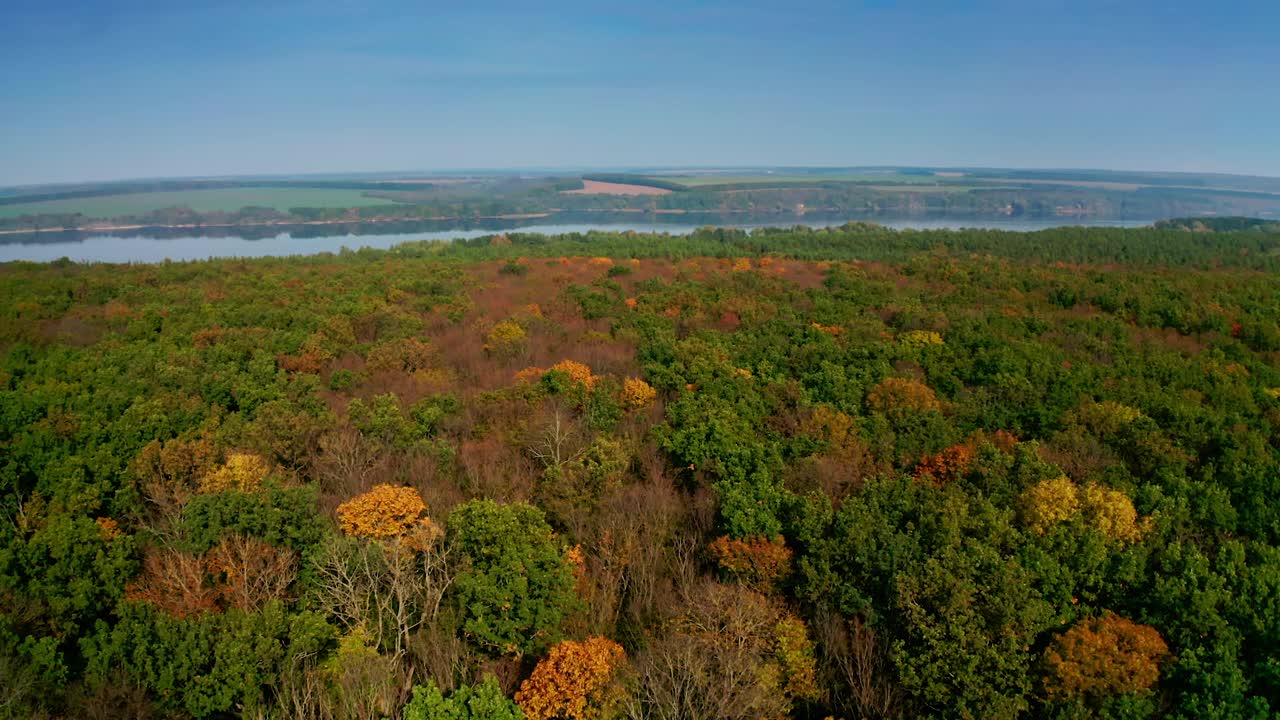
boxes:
[2,222,1280,719]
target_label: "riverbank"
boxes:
[0,213,1159,265]
[0,203,1127,236]
[0,212,557,236]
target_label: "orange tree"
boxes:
[1043,613,1169,716]
[516,636,626,720]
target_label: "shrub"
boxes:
[500,260,530,276]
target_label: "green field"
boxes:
[660,173,943,187]
[0,187,393,219]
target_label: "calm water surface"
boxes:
[0,213,1155,264]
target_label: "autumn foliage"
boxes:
[802,406,858,448]
[337,484,428,538]
[126,545,222,618]
[708,535,794,592]
[899,329,944,347]
[484,320,528,357]
[515,636,626,720]
[866,377,941,418]
[366,336,436,373]
[913,443,976,484]
[1044,613,1169,703]
[515,366,547,384]
[126,536,298,617]
[1020,476,1147,541]
[132,436,216,492]
[774,613,822,702]
[198,452,271,493]
[620,377,657,410]
[549,360,597,389]
[277,348,329,374]
[13,226,1280,718]
[1079,483,1147,543]
[95,516,121,541]
[1021,476,1081,535]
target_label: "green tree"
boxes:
[1,513,137,638]
[80,601,332,718]
[403,676,524,720]
[177,484,326,555]
[447,500,579,656]
[800,476,1056,718]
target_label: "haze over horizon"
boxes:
[3,0,1278,186]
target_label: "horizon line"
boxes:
[6,163,1279,192]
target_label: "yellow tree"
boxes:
[620,378,656,410]
[1020,476,1081,535]
[337,484,427,538]
[866,377,941,420]
[899,329,944,347]
[1020,477,1147,541]
[484,320,528,357]
[516,636,627,720]
[198,452,270,493]
[1080,483,1147,542]
[321,486,451,658]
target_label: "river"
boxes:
[0,212,1156,263]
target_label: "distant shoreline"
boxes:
[0,205,1136,237]
[0,208,719,235]
[0,212,557,236]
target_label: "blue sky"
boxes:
[2,0,1277,185]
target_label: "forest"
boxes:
[2,221,1279,719]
